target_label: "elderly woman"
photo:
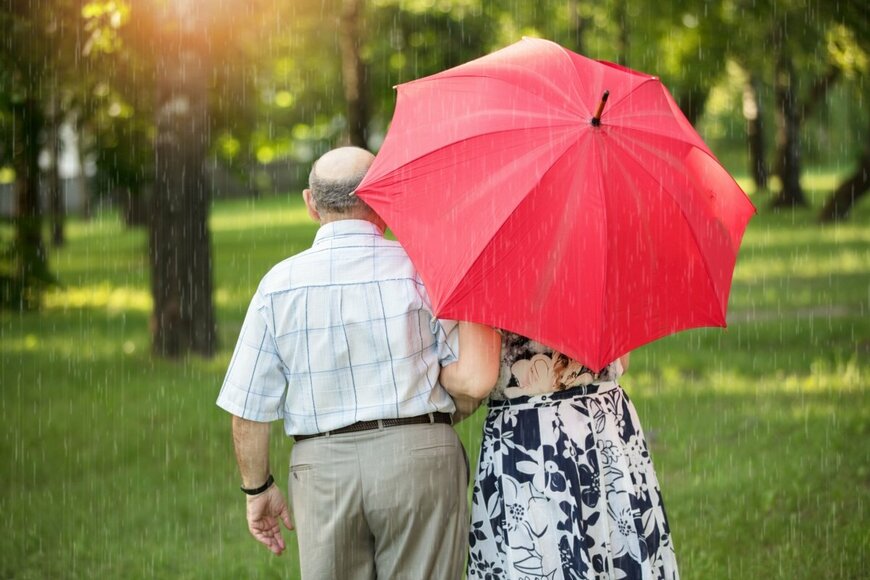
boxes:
[443,329,679,580]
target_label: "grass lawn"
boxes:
[1,178,868,579]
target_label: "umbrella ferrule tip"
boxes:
[592,89,610,125]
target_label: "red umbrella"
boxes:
[355,38,755,371]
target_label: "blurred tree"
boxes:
[47,95,64,247]
[705,0,868,209]
[766,1,862,208]
[335,0,742,156]
[82,6,154,228]
[0,0,85,308]
[648,2,729,127]
[818,12,869,221]
[772,44,804,207]
[743,73,769,192]
[818,138,869,222]
[0,0,130,307]
[133,0,217,357]
[94,0,309,357]
[340,0,370,147]
[722,1,774,193]
[362,0,494,141]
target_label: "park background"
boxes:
[1,1,867,578]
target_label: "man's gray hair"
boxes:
[308,157,369,214]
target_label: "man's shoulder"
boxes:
[372,237,412,257]
[256,249,316,296]
[256,239,421,296]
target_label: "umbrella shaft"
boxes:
[592,90,610,126]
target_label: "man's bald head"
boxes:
[308,147,375,214]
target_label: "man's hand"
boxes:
[246,485,294,555]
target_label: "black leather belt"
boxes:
[293,412,453,442]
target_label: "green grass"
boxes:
[1,180,868,579]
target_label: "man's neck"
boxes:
[319,213,385,232]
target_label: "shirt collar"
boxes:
[312,219,385,247]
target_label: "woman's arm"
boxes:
[619,352,631,373]
[440,322,502,400]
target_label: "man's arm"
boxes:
[232,415,294,555]
[440,322,502,399]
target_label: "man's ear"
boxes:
[302,189,320,223]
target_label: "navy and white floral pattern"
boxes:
[468,336,678,580]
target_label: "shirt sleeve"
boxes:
[216,290,287,422]
[431,317,459,366]
[415,275,459,365]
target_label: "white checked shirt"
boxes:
[216,219,459,436]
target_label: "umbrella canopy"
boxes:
[355,37,755,371]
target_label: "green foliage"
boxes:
[0,0,126,310]
[1,176,867,577]
[4,0,864,198]
[81,0,131,55]
[363,0,495,138]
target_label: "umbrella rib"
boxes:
[607,122,712,156]
[551,41,590,115]
[606,132,728,323]
[603,76,661,118]
[615,128,756,227]
[613,125,746,204]
[617,128,758,211]
[594,140,609,365]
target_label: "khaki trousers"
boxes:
[289,422,469,580]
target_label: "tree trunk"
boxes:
[74,114,92,220]
[743,74,768,192]
[12,97,49,310]
[772,53,806,208]
[122,186,148,227]
[818,147,870,223]
[150,16,217,358]
[679,86,708,128]
[48,115,65,247]
[339,0,369,148]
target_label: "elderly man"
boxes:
[217,146,499,579]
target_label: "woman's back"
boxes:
[491,332,623,401]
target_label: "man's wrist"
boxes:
[241,473,274,496]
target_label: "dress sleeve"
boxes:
[216,290,288,422]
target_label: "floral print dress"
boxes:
[467,332,679,580]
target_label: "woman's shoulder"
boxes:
[491,331,621,400]
[501,331,553,359]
